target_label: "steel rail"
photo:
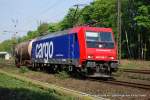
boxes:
[88,78,150,90]
[122,69,150,74]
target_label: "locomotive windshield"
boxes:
[86,32,114,48]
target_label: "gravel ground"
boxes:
[21,70,150,100]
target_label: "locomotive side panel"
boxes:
[31,33,80,66]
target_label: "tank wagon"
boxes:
[14,39,36,67]
[15,26,118,77]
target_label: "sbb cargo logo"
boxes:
[35,41,53,62]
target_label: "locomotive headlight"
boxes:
[109,56,114,60]
[88,55,94,59]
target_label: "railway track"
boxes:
[106,80,150,90]
[88,78,150,90]
[1,61,150,90]
[122,69,150,74]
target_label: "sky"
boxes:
[0,0,93,43]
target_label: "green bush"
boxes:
[19,66,29,73]
[55,71,70,79]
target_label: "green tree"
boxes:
[37,23,49,35]
[0,39,13,52]
[121,0,150,59]
[48,23,60,32]
[0,0,150,60]
[60,8,81,30]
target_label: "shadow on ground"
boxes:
[0,86,60,100]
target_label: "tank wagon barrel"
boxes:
[15,39,36,67]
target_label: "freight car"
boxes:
[14,39,36,67]
[15,26,118,77]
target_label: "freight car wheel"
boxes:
[15,58,20,68]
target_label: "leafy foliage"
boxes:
[121,0,150,59]
[19,66,29,73]
[0,40,13,52]
[55,71,70,79]
[37,23,49,35]
[0,0,150,59]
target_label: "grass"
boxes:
[19,66,29,73]
[55,71,70,79]
[112,68,124,77]
[0,73,75,100]
[119,59,150,69]
[127,74,150,81]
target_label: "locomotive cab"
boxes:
[77,27,118,77]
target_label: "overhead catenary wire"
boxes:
[23,0,64,27]
[72,4,88,27]
[23,1,91,29]
[39,0,61,15]
[1,0,68,37]
[0,1,93,43]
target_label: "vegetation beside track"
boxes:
[55,71,70,79]
[0,61,150,100]
[119,60,150,69]
[0,68,100,100]
[0,73,75,100]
